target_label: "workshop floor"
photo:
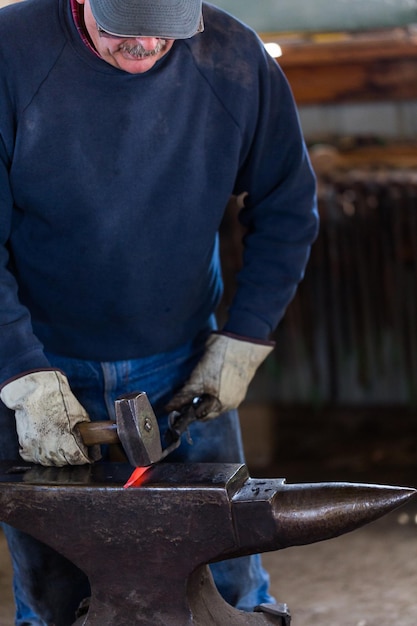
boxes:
[1,405,417,625]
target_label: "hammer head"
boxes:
[115,392,163,467]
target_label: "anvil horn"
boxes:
[229,479,416,557]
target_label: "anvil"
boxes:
[0,461,414,625]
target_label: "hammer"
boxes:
[77,392,213,468]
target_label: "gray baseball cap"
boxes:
[89,0,203,39]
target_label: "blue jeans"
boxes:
[0,330,274,625]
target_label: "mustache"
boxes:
[119,39,167,58]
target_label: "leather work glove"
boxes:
[0,370,99,467]
[166,332,274,420]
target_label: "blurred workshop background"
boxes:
[214,4,417,622]
[1,1,417,624]
[212,0,417,488]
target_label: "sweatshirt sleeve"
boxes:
[223,51,319,340]
[0,130,50,385]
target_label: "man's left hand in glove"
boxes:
[166,332,274,420]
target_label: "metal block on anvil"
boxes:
[0,461,414,626]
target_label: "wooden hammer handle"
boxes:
[77,421,119,446]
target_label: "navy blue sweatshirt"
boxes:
[0,0,318,383]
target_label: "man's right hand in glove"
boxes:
[0,370,99,467]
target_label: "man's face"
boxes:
[77,0,175,73]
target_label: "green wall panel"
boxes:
[212,0,417,32]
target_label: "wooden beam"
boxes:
[264,28,417,104]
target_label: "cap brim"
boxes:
[89,0,202,39]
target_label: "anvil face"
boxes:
[0,460,249,488]
[0,461,414,626]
